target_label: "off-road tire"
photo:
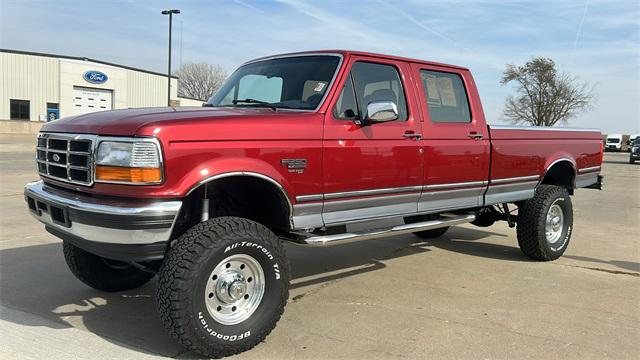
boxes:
[414,226,450,239]
[516,185,573,261]
[156,217,289,359]
[630,158,635,164]
[405,215,450,239]
[62,242,154,292]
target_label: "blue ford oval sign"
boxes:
[83,70,108,84]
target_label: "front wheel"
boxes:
[156,217,290,358]
[62,242,154,292]
[516,185,573,261]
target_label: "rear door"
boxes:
[410,63,490,212]
[321,57,424,225]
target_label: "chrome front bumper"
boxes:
[24,181,182,260]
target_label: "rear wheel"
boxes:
[62,242,154,292]
[405,215,450,239]
[414,226,450,239]
[516,185,573,261]
[156,217,289,358]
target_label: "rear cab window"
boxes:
[419,70,471,123]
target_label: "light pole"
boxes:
[161,9,180,106]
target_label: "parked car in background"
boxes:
[24,50,604,358]
[630,138,640,164]
[605,134,623,151]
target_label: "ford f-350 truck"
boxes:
[24,50,603,358]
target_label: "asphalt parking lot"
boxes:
[1,134,638,359]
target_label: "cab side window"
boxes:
[333,74,358,119]
[420,70,471,123]
[333,62,408,121]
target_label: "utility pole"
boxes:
[161,9,180,106]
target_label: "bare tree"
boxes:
[175,62,227,101]
[500,57,594,126]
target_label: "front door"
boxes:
[410,63,490,212]
[322,57,424,225]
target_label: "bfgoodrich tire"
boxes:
[414,226,450,239]
[405,215,450,239]
[62,242,154,292]
[516,185,573,261]
[156,217,289,358]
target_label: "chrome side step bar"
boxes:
[302,213,476,247]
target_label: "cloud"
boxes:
[1,0,638,132]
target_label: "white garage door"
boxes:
[72,87,113,115]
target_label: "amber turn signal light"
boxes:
[95,165,162,183]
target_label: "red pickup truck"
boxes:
[25,50,603,358]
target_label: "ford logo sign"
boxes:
[83,70,108,84]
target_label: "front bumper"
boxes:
[631,152,640,160]
[24,181,182,261]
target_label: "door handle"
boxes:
[467,132,483,140]
[403,131,422,140]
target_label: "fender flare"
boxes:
[184,171,294,229]
[541,156,577,188]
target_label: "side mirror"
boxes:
[365,101,398,123]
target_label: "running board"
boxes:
[301,213,476,247]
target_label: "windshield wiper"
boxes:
[232,98,277,111]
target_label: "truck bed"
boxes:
[485,125,603,205]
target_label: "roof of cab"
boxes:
[245,50,469,71]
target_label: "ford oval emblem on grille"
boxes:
[83,70,108,84]
[52,154,61,162]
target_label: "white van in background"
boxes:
[605,134,623,151]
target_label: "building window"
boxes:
[10,99,30,120]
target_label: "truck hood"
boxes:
[41,107,293,136]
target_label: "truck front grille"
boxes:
[36,133,96,186]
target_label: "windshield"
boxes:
[207,55,340,111]
[632,139,640,146]
[607,138,620,144]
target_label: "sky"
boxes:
[1,0,638,133]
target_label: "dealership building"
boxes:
[0,49,202,133]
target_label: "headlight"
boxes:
[633,146,639,152]
[95,139,163,184]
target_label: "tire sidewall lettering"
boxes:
[549,224,571,252]
[194,239,285,342]
[198,312,250,342]
[224,241,281,280]
[547,197,572,253]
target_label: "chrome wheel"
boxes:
[545,200,564,244]
[204,254,265,325]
